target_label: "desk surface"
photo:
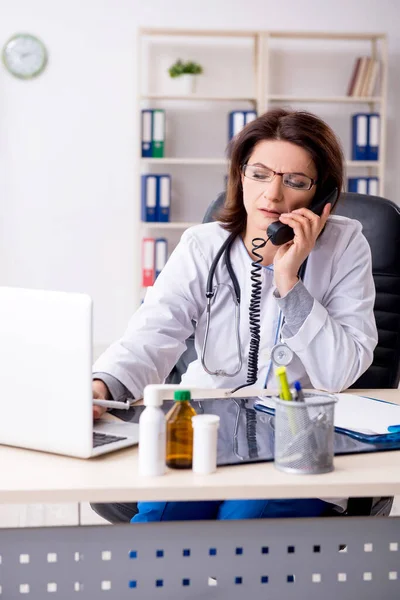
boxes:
[1,389,400,504]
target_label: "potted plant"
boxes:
[168,59,203,94]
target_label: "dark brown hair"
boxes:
[218,108,344,236]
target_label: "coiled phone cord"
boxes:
[245,402,259,458]
[231,235,271,394]
[232,397,259,460]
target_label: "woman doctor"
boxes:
[92,108,378,522]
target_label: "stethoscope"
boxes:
[201,232,242,377]
[200,230,308,393]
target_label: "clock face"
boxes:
[2,33,47,79]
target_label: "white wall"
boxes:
[0,0,399,351]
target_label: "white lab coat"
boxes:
[93,216,378,399]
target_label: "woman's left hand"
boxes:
[273,203,331,296]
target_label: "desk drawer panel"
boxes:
[0,517,399,599]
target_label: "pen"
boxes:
[93,399,131,411]
[293,381,305,402]
[276,366,292,401]
[276,366,297,436]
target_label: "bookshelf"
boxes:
[138,28,388,297]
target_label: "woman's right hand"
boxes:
[92,379,110,420]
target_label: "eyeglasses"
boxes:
[242,164,317,191]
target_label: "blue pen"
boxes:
[294,381,305,402]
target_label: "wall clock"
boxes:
[2,33,48,79]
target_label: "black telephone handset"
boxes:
[266,187,339,246]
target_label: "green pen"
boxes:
[276,366,292,401]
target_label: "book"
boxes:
[352,56,370,97]
[347,57,362,96]
[365,59,380,97]
[360,58,374,97]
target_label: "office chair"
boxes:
[92,191,399,523]
[199,190,400,390]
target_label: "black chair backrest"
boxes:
[203,191,400,389]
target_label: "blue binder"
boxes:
[141,110,153,158]
[228,111,245,141]
[351,113,368,160]
[156,175,171,222]
[368,177,379,196]
[244,110,257,124]
[348,177,368,194]
[155,238,168,279]
[367,113,380,161]
[141,175,157,222]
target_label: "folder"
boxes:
[141,110,153,158]
[368,177,379,196]
[142,238,155,287]
[152,109,165,158]
[155,238,168,279]
[228,111,245,141]
[244,110,257,124]
[348,177,368,194]
[141,175,157,222]
[156,175,171,222]
[367,113,380,161]
[351,113,368,160]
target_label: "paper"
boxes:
[256,393,400,436]
[334,393,400,435]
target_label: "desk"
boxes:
[1,388,400,599]
[1,388,400,505]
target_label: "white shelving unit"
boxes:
[137,28,388,296]
[262,29,388,195]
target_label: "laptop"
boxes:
[0,287,139,458]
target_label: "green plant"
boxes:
[168,59,203,78]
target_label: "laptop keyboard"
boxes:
[93,431,128,448]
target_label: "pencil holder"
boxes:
[273,393,337,475]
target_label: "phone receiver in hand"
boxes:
[266,187,339,246]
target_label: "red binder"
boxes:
[142,238,155,287]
